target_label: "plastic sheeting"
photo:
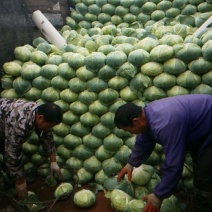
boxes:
[0,0,70,70]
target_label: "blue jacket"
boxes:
[128,94,212,199]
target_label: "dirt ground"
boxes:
[0,178,116,212]
[0,177,193,212]
[28,179,116,212]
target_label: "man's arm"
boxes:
[117,133,156,181]
[4,125,25,178]
[39,129,57,157]
[153,123,186,199]
[128,133,156,167]
[39,130,62,180]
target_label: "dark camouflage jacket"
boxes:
[0,98,56,178]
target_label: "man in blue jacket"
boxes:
[114,94,212,212]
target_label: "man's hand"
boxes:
[15,177,28,200]
[117,163,133,182]
[50,162,62,181]
[142,193,162,212]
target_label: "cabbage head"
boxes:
[87,77,108,93]
[73,168,93,184]
[106,51,127,68]
[53,123,70,137]
[102,157,122,176]
[95,169,109,185]
[51,76,69,91]
[189,57,212,75]
[32,76,51,90]
[13,77,32,96]
[131,164,155,186]
[92,123,111,139]
[140,62,163,77]
[108,76,128,91]
[174,43,202,63]
[101,112,115,129]
[76,66,95,81]
[98,65,116,81]
[80,112,100,127]
[136,37,159,53]
[128,49,150,67]
[1,88,19,99]
[103,133,124,152]
[159,34,183,46]
[64,134,82,149]
[130,73,152,98]
[56,145,71,160]
[82,134,102,149]
[120,86,138,101]
[150,45,174,62]
[54,183,73,200]
[3,61,21,77]
[70,101,88,115]
[83,156,102,173]
[202,71,212,86]
[41,87,60,102]
[134,185,149,199]
[167,85,189,97]
[85,52,106,72]
[58,62,76,80]
[74,189,96,208]
[95,145,114,161]
[66,157,83,170]
[177,71,201,89]
[14,46,31,62]
[116,180,134,197]
[72,144,93,161]
[128,199,146,212]
[21,62,41,80]
[110,189,132,212]
[160,196,181,212]
[202,40,212,62]
[114,145,131,165]
[60,89,79,103]
[117,62,138,80]
[191,84,212,95]
[89,100,109,116]
[103,177,121,191]
[40,64,58,80]
[163,58,187,75]
[30,50,48,65]
[98,88,119,105]
[24,87,42,101]
[143,86,167,101]
[69,77,87,93]
[153,73,176,89]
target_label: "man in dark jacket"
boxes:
[114,94,212,212]
[0,98,63,199]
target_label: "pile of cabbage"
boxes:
[101,164,185,211]
[0,0,211,210]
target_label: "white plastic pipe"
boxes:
[193,15,212,37]
[32,10,67,49]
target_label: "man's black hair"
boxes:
[37,103,63,124]
[114,102,143,128]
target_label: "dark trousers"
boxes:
[190,143,212,212]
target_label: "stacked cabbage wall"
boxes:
[1,0,212,195]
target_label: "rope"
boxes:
[47,198,59,212]
[183,163,193,174]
